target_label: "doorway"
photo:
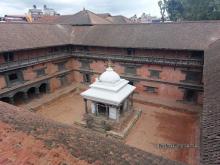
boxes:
[97,103,109,116]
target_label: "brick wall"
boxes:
[0,75,6,89]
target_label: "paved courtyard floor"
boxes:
[35,92,199,165]
[126,103,199,165]
[36,92,85,125]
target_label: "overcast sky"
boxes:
[0,0,161,18]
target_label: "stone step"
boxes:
[92,123,104,129]
[92,127,106,133]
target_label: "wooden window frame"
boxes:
[144,86,158,94]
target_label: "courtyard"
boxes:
[32,91,199,165]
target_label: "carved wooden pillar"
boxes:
[131,92,134,108]
[84,98,88,113]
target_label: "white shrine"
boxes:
[81,64,136,121]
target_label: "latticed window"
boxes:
[59,75,68,86]
[5,71,23,86]
[57,62,66,71]
[83,73,91,83]
[125,66,136,75]
[127,48,135,55]
[149,70,160,79]
[144,86,158,93]
[185,71,201,82]
[36,68,46,77]
[81,61,90,69]
[3,52,14,62]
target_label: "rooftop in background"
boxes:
[36,9,131,25]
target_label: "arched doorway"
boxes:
[39,83,47,94]
[13,91,25,105]
[0,97,11,104]
[27,87,36,99]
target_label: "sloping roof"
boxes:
[70,22,220,50]
[0,23,71,52]
[0,101,185,165]
[34,15,60,23]
[97,13,111,18]
[1,22,220,52]
[201,39,220,164]
[106,15,131,24]
[51,10,111,25]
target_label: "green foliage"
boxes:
[158,0,167,22]
[166,0,184,21]
[164,0,220,21]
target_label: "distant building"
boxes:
[0,17,4,22]
[28,5,43,21]
[28,5,59,21]
[130,13,161,23]
[3,15,29,23]
[43,5,59,16]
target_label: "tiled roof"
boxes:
[201,39,220,164]
[0,23,71,52]
[50,10,111,25]
[106,15,131,24]
[70,22,220,50]
[0,102,185,165]
[1,21,220,52]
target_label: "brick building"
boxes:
[0,20,217,106]
[0,10,220,164]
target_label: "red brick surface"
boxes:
[0,101,184,165]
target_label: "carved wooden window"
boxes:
[83,73,91,83]
[36,68,46,77]
[81,61,90,69]
[59,75,68,86]
[3,52,14,62]
[125,66,136,75]
[149,70,161,79]
[57,62,66,71]
[190,51,203,60]
[185,71,201,83]
[9,73,18,82]
[127,48,135,55]
[5,71,23,86]
[144,86,158,94]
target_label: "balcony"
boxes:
[0,50,203,73]
[0,52,71,72]
[72,51,203,68]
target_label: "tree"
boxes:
[158,0,167,22]
[166,0,184,21]
[164,0,220,21]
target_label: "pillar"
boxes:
[46,83,50,93]
[131,92,134,109]
[84,98,88,113]
[24,92,28,101]
[105,104,109,119]
[36,87,40,98]
[116,107,120,122]
[91,102,96,114]
[9,97,14,105]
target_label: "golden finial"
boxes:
[108,59,112,68]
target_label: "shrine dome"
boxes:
[99,67,120,83]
